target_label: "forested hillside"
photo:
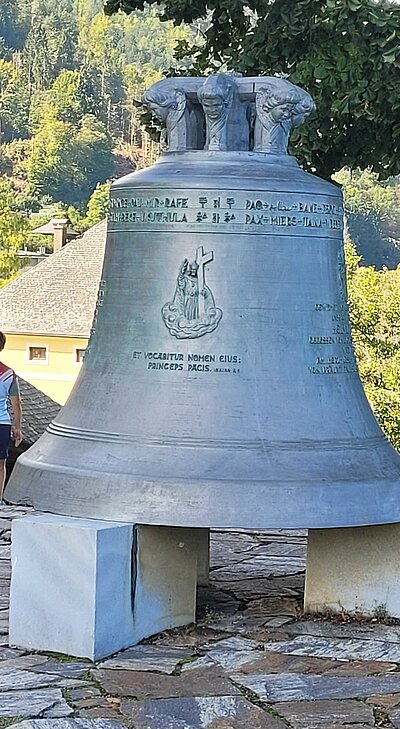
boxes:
[0,0,192,214]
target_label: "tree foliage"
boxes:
[27,109,114,205]
[72,180,111,231]
[0,0,193,208]
[336,169,400,269]
[23,0,78,91]
[346,241,400,451]
[105,0,400,180]
[0,59,29,140]
[0,177,28,284]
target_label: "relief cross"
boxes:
[196,246,214,317]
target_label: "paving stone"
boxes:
[204,636,262,652]
[252,543,307,559]
[68,687,102,701]
[263,634,400,662]
[197,586,240,619]
[232,672,400,702]
[202,614,271,635]
[0,667,65,691]
[0,562,11,578]
[0,688,73,717]
[210,532,257,557]
[264,617,293,629]
[211,556,305,582]
[0,655,51,671]
[244,597,299,617]
[29,662,92,678]
[366,693,400,708]
[181,656,218,672]
[287,620,400,643]
[95,665,240,699]
[11,720,124,729]
[199,648,262,671]
[215,575,304,601]
[232,652,340,676]
[325,659,397,677]
[210,538,257,568]
[76,709,123,720]
[149,627,228,649]
[232,651,396,677]
[120,695,286,728]
[99,645,192,673]
[301,725,371,729]
[74,699,109,710]
[42,707,78,719]
[273,699,374,728]
[0,646,24,660]
[188,636,267,671]
[245,631,291,643]
[389,707,400,728]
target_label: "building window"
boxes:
[28,346,47,361]
[75,348,86,363]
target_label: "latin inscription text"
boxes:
[131,349,241,375]
[108,190,343,234]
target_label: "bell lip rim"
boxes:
[7,454,400,531]
[6,497,400,532]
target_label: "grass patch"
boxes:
[232,681,290,725]
[173,654,199,675]
[372,705,391,726]
[0,719,24,728]
[43,651,90,663]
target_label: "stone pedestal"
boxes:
[196,528,210,586]
[9,514,201,660]
[305,524,400,618]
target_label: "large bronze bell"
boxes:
[7,74,400,528]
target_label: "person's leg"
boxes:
[0,425,10,505]
[0,459,5,504]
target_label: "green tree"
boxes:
[105,0,400,179]
[27,108,114,205]
[0,177,28,284]
[345,241,400,450]
[79,6,193,134]
[77,180,110,231]
[0,0,26,55]
[335,169,400,269]
[72,114,114,199]
[23,0,78,91]
[29,69,97,131]
[0,59,29,141]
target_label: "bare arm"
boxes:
[9,395,22,447]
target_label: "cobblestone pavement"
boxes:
[1,507,400,727]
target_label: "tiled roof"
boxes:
[0,220,106,337]
[13,378,61,445]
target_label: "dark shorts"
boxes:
[0,425,11,459]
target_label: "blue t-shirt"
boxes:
[0,362,20,425]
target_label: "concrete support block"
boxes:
[131,524,199,643]
[195,528,210,586]
[305,524,400,618]
[9,515,200,660]
[9,514,135,661]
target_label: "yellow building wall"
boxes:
[1,334,87,405]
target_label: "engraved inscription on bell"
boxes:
[162,246,222,339]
